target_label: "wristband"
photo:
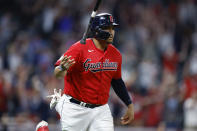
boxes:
[57,65,66,71]
[61,64,67,71]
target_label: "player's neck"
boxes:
[93,38,108,51]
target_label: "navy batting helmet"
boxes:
[89,13,119,40]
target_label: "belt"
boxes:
[69,97,101,108]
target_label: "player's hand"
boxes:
[121,103,134,125]
[60,55,75,71]
[47,89,62,109]
[47,88,62,99]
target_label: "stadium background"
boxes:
[0,0,197,131]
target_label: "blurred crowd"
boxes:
[0,0,197,131]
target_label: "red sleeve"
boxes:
[113,54,122,79]
[54,42,82,71]
[54,56,62,67]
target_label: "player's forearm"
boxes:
[54,66,67,78]
[111,78,132,106]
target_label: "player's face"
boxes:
[103,26,115,43]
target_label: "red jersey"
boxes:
[55,39,122,105]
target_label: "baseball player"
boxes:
[51,13,134,131]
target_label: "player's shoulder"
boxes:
[71,41,85,47]
[71,39,91,47]
[68,40,87,51]
[109,44,122,57]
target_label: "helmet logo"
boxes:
[100,17,105,20]
[110,16,113,23]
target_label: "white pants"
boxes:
[56,94,114,131]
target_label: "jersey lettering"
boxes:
[83,59,118,73]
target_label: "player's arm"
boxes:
[54,55,75,78]
[54,42,82,78]
[111,78,132,106]
[111,78,134,125]
[112,54,132,106]
[112,53,134,125]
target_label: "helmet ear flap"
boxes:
[89,27,110,40]
[95,28,111,40]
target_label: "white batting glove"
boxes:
[47,89,62,109]
[35,120,49,131]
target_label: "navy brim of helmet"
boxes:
[101,23,119,29]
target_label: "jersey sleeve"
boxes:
[54,42,82,71]
[113,54,122,79]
